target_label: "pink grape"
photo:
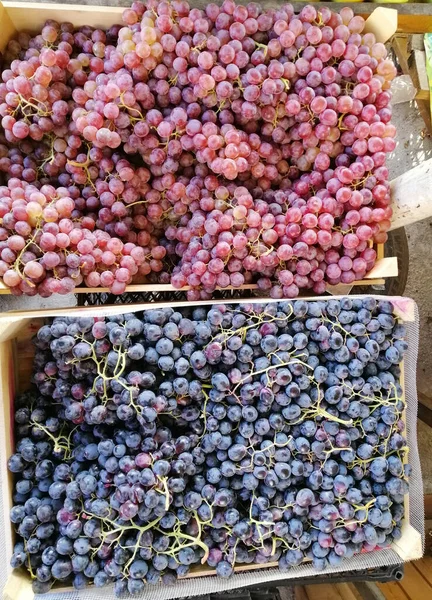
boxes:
[3,269,21,287]
[23,261,44,279]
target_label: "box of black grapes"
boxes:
[0,296,423,599]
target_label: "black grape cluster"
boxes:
[8,297,410,595]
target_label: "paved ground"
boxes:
[386,102,432,494]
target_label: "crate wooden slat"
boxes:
[398,563,432,599]
[377,582,411,600]
[303,584,347,600]
[376,558,432,599]
[411,558,432,587]
[2,1,432,35]
[294,587,309,600]
[0,256,397,295]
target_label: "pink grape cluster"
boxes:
[166,183,381,300]
[0,1,396,298]
[0,174,168,296]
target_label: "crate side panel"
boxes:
[0,341,19,579]
[0,2,17,52]
[3,2,123,32]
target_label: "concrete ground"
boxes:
[386,102,432,494]
[388,102,432,401]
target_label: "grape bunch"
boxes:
[0,1,396,298]
[8,297,409,595]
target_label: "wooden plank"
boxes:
[3,570,34,600]
[418,397,432,428]
[304,584,345,600]
[392,35,411,76]
[305,583,372,600]
[0,282,258,295]
[0,1,17,51]
[3,2,124,31]
[355,584,386,600]
[415,90,430,102]
[398,14,432,36]
[294,587,309,600]
[357,257,398,279]
[0,292,407,319]
[398,562,432,599]
[346,584,366,600]
[15,319,44,393]
[4,1,432,35]
[2,0,432,39]
[418,391,432,430]
[376,582,410,600]
[376,242,385,261]
[413,557,432,587]
[334,584,361,600]
[0,341,18,580]
[0,256,395,295]
[0,275,390,295]
[425,519,432,556]
[419,393,432,411]
[363,7,397,43]
[424,495,432,520]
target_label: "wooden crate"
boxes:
[0,1,401,297]
[0,297,423,599]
